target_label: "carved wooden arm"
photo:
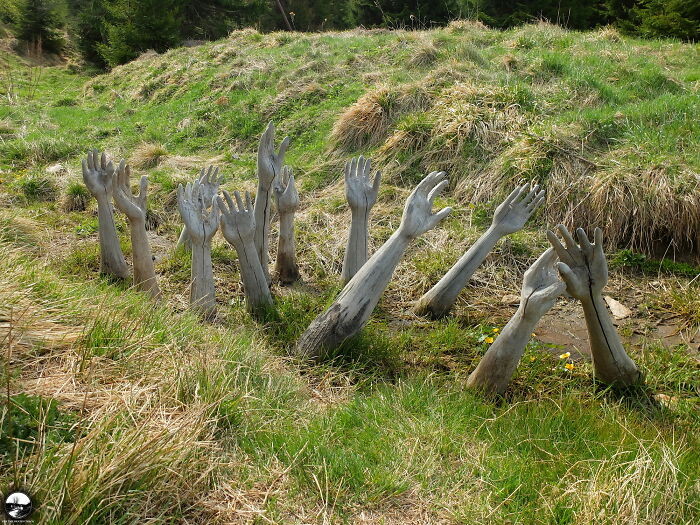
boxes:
[218,190,274,313]
[81,150,129,279]
[254,121,289,284]
[341,156,381,284]
[466,248,565,395]
[296,171,451,360]
[547,225,641,386]
[177,181,220,319]
[112,160,161,299]
[415,182,545,318]
[273,166,300,284]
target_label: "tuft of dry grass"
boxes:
[331,84,433,151]
[130,142,169,169]
[446,19,488,34]
[409,41,439,68]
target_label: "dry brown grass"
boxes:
[409,41,439,68]
[331,84,433,151]
[130,142,169,169]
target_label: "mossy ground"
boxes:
[0,23,698,524]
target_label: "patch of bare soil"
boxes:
[535,287,700,361]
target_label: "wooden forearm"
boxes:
[415,225,502,318]
[96,195,129,279]
[233,236,274,312]
[190,242,216,319]
[341,208,369,284]
[275,211,300,284]
[253,185,272,284]
[296,231,411,359]
[581,294,640,386]
[466,306,540,396]
[128,219,160,299]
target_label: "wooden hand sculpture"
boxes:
[112,160,161,299]
[176,165,222,250]
[81,150,129,279]
[273,166,300,285]
[415,182,545,318]
[341,156,381,284]
[547,225,641,386]
[467,248,566,396]
[218,190,274,313]
[296,171,451,360]
[177,181,220,319]
[255,121,290,285]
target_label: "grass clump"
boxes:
[130,142,169,169]
[62,180,91,211]
[12,171,59,201]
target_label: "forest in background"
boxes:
[1,0,698,68]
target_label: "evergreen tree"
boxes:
[15,0,66,54]
[68,0,108,67]
[182,0,270,39]
[97,0,185,67]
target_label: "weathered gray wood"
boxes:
[415,182,545,318]
[547,225,641,386]
[254,121,289,285]
[296,171,452,360]
[176,165,221,251]
[218,190,274,313]
[466,248,565,395]
[341,156,381,284]
[112,160,160,299]
[177,181,220,319]
[81,150,129,279]
[273,166,300,285]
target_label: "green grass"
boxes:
[0,23,699,524]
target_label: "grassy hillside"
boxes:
[1,22,699,523]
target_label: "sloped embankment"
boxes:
[84,21,700,256]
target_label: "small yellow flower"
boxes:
[529,356,536,362]
[492,328,499,333]
[565,362,575,371]
[559,352,571,359]
[484,337,494,344]
[531,333,536,337]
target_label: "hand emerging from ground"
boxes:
[178,181,220,245]
[218,190,273,312]
[547,225,607,299]
[345,156,380,212]
[491,182,545,236]
[547,225,641,386]
[398,171,452,240]
[257,121,290,188]
[520,248,566,320]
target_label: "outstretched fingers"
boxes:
[138,175,148,203]
[233,190,245,212]
[417,171,446,196]
[245,191,253,212]
[429,206,452,229]
[427,179,448,204]
[277,135,290,162]
[372,170,381,194]
[527,190,546,213]
[546,228,574,266]
[502,183,524,208]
